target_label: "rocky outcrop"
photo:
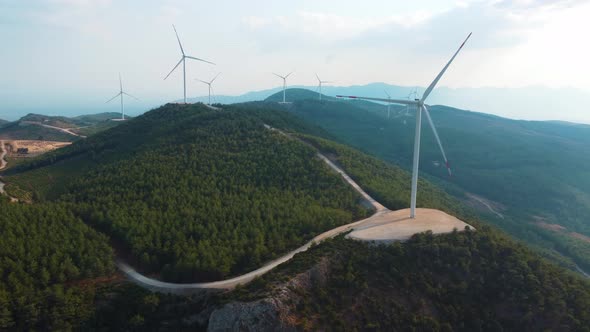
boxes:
[207,299,294,332]
[207,258,331,331]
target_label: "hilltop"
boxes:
[2,101,590,330]
[0,112,128,141]
[3,103,372,282]
[264,89,590,274]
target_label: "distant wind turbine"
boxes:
[106,73,138,121]
[384,90,391,118]
[316,74,332,101]
[196,73,220,105]
[337,33,472,219]
[164,25,215,104]
[273,72,293,103]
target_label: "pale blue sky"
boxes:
[1,0,590,122]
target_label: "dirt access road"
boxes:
[21,121,87,138]
[118,125,473,293]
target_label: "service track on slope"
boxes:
[118,125,473,293]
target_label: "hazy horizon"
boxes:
[2,0,590,122]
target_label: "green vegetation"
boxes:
[0,196,115,330]
[2,100,590,330]
[300,134,467,216]
[5,103,369,282]
[280,93,590,272]
[72,120,121,136]
[233,232,590,331]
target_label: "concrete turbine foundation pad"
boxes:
[347,208,474,244]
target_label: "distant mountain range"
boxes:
[187,83,590,125]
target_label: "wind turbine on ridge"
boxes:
[196,73,220,105]
[164,25,215,104]
[273,72,293,103]
[337,33,472,219]
[384,90,391,118]
[316,74,332,101]
[106,73,139,121]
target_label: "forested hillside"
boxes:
[230,233,590,331]
[4,103,369,282]
[273,91,590,273]
[2,101,590,330]
[0,196,115,330]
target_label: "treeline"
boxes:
[0,197,115,330]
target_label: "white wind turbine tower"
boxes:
[196,73,220,105]
[337,33,471,219]
[164,25,215,104]
[384,90,391,118]
[316,74,332,100]
[106,73,139,121]
[273,72,293,103]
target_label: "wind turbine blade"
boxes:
[423,105,452,176]
[383,89,391,98]
[185,55,215,65]
[195,78,209,85]
[164,57,184,80]
[285,72,293,79]
[119,73,123,92]
[421,32,472,103]
[210,72,221,84]
[272,73,285,79]
[336,95,417,105]
[316,73,320,82]
[123,92,140,101]
[106,92,122,103]
[172,25,185,55]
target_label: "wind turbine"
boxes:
[164,25,215,104]
[337,33,471,219]
[196,73,220,105]
[106,73,139,121]
[316,74,332,101]
[273,72,293,103]
[384,90,391,118]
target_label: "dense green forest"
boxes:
[5,103,369,282]
[0,196,115,330]
[2,101,590,330]
[273,91,590,273]
[235,232,590,331]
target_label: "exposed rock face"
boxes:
[207,258,331,331]
[207,299,294,332]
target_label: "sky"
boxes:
[1,0,590,122]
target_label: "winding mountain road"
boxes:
[118,124,473,293]
[0,140,7,194]
[0,140,6,170]
[118,145,390,294]
[21,121,87,138]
